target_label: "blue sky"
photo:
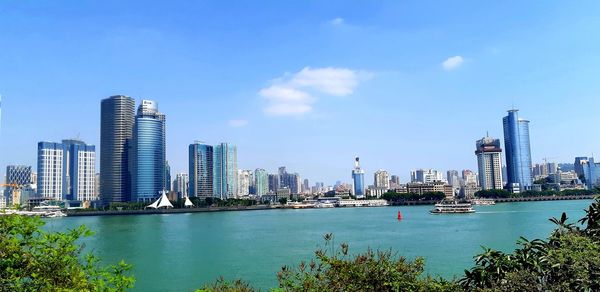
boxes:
[1,1,600,185]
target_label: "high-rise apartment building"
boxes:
[446,170,461,188]
[237,170,251,197]
[254,169,268,196]
[213,143,237,199]
[62,139,96,201]
[374,169,390,189]
[37,142,64,200]
[462,169,478,186]
[352,157,365,198]
[100,95,135,204]
[411,169,444,183]
[503,109,533,191]
[189,142,213,198]
[174,173,189,199]
[475,136,503,190]
[268,174,279,193]
[131,100,166,202]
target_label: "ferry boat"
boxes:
[430,200,475,214]
[0,206,66,218]
[470,198,496,205]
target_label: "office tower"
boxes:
[268,174,279,193]
[254,169,268,196]
[4,165,32,203]
[291,173,301,194]
[352,157,365,198]
[131,100,166,202]
[189,142,213,198]
[174,173,189,199]
[213,143,237,199]
[236,170,251,197]
[446,170,460,187]
[583,158,600,189]
[411,169,443,183]
[475,136,504,190]
[37,142,64,200]
[374,169,390,189]
[462,170,478,186]
[503,109,533,191]
[390,175,400,185]
[165,161,172,192]
[100,95,135,204]
[574,157,588,178]
[62,139,96,201]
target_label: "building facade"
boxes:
[503,109,533,191]
[4,165,33,204]
[131,100,166,202]
[213,143,237,199]
[62,139,96,201]
[100,95,135,204]
[475,136,503,190]
[237,169,251,197]
[374,169,390,189]
[189,142,213,198]
[411,169,444,183]
[37,142,64,200]
[174,173,189,199]
[254,169,269,196]
[352,157,365,198]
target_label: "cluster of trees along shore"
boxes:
[381,188,599,203]
[3,199,600,291]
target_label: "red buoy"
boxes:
[397,211,403,220]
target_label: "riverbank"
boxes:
[388,194,598,206]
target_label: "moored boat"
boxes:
[430,200,475,214]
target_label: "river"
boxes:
[44,200,592,291]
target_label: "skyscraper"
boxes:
[574,157,588,178]
[475,136,503,190]
[37,142,64,201]
[446,170,460,188]
[174,173,189,199]
[131,100,166,202]
[237,170,251,197]
[254,169,268,196]
[374,169,390,189]
[268,174,279,193]
[100,95,135,204]
[62,139,96,201]
[189,142,214,198]
[503,109,533,191]
[213,143,237,199]
[165,161,172,192]
[352,157,365,198]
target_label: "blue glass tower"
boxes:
[131,100,166,202]
[213,143,237,199]
[503,109,533,191]
[352,157,365,198]
[189,142,214,198]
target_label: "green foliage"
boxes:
[276,233,460,292]
[382,191,445,202]
[461,198,600,291]
[0,214,135,291]
[196,277,256,292]
[475,188,598,199]
[279,198,288,205]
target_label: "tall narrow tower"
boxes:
[475,136,503,190]
[100,95,135,204]
[503,109,533,192]
[352,157,365,198]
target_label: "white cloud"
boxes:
[228,119,248,127]
[330,17,344,26]
[442,56,464,71]
[259,67,363,116]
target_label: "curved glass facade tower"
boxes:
[503,109,533,191]
[352,157,365,198]
[131,100,166,202]
[213,143,237,199]
[100,95,135,204]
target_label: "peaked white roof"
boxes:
[184,196,194,207]
[157,191,174,209]
[147,197,160,209]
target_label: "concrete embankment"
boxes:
[66,205,279,217]
[388,195,597,206]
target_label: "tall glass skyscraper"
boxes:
[213,143,237,199]
[100,95,135,204]
[254,168,268,196]
[503,109,533,191]
[352,157,365,198]
[62,139,96,201]
[189,142,214,198]
[131,100,166,202]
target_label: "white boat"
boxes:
[315,202,335,208]
[471,198,496,205]
[430,200,475,214]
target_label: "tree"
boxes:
[0,214,135,291]
[279,198,288,205]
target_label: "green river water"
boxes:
[44,200,592,291]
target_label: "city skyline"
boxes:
[3,1,600,184]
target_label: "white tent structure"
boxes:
[146,191,174,209]
[184,196,194,208]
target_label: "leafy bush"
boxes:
[0,214,135,291]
